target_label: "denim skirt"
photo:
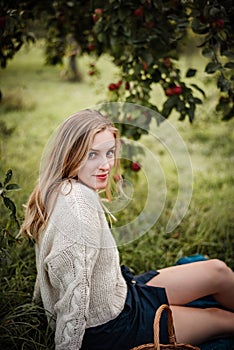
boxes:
[81,265,169,350]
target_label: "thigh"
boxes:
[170,305,234,345]
[146,259,219,305]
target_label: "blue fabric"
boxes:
[175,254,234,350]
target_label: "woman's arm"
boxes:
[40,183,105,349]
[46,243,99,350]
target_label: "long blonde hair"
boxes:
[20,109,121,241]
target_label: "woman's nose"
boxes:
[99,157,112,170]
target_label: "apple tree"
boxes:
[0,0,233,124]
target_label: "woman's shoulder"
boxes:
[56,180,103,220]
[61,180,99,202]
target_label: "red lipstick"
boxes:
[95,173,108,181]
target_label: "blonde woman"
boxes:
[20,110,234,350]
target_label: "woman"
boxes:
[20,109,234,350]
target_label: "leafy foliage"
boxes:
[0,169,20,228]
[0,0,35,69]
[0,169,54,349]
[1,0,234,122]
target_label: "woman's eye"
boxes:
[88,152,96,160]
[107,149,115,158]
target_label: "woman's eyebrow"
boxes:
[90,145,116,152]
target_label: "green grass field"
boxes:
[0,41,233,349]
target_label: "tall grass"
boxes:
[0,41,233,348]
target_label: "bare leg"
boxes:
[146,259,234,344]
[147,259,234,310]
[170,306,234,345]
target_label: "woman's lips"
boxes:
[95,173,108,181]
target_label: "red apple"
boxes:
[134,6,143,17]
[95,8,103,16]
[125,82,130,90]
[116,80,122,88]
[173,85,182,95]
[146,21,154,28]
[216,18,224,28]
[165,87,174,96]
[142,61,148,71]
[163,57,171,67]
[87,43,95,51]
[108,83,117,91]
[131,162,141,172]
[93,14,98,23]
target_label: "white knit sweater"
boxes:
[35,181,127,350]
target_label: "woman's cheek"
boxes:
[110,159,115,169]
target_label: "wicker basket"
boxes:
[131,304,200,350]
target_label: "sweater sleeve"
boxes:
[46,243,99,350]
[43,183,103,350]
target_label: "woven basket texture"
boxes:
[131,304,200,350]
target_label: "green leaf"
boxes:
[161,96,177,118]
[191,19,209,35]
[118,8,128,22]
[191,84,206,97]
[202,48,214,58]
[142,52,154,66]
[152,68,161,82]
[224,62,234,69]
[5,184,20,191]
[217,31,227,42]
[221,51,234,60]
[193,97,203,104]
[3,196,16,215]
[216,100,230,113]
[217,75,231,92]
[209,7,221,17]
[26,32,36,44]
[205,62,222,74]
[164,95,178,109]
[188,104,195,123]
[186,68,197,78]
[4,169,12,186]
[222,107,234,121]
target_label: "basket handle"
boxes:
[154,304,177,350]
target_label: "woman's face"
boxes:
[78,128,116,190]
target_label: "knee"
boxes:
[208,259,232,283]
[209,258,229,272]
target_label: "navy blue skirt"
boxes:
[81,265,169,350]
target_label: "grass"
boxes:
[0,41,233,348]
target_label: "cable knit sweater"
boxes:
[34,181,127,350]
